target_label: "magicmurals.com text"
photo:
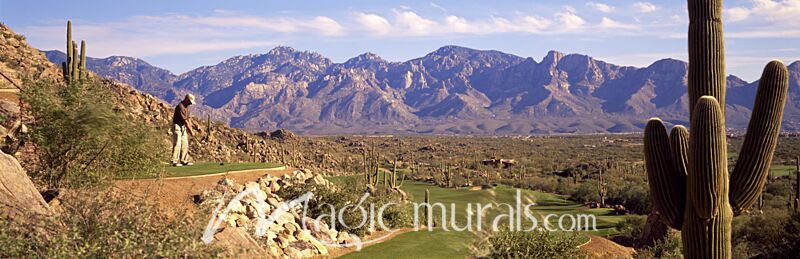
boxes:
[201,189,598,251]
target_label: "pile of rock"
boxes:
[198,169,348,258]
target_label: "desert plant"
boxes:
[21,78,165,188]
[388,157,407,200]
[795,157,799,211]
[0,191,220,258]
[362,144,380,193]
[598,168,607,208]
[644,0,790,257]
[61,20,87,83]
[481,229,583,259]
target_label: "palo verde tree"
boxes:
[644,0,790,258]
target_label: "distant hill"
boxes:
[44,46,800,135]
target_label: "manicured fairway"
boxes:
[770,164,797,177]
[116,162,284,179]
[332,177,624,258]
[163,162,283,177]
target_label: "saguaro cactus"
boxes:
[795,157,799,211]
[363,145,379,193]
[598,168,607,208]
[62,20,87,83]
[389,158,405,189]
[644,0,789,258]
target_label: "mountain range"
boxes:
[44,46,800,135]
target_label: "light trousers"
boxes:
[171,124,189,164]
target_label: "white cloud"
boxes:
[748,0,800,24]
[355,13,393,35]
[633,2,658,13]
[598,17,637,29]
[430,2,447,12]
[444,16,471,33]
[395,11,438,36]
[723,0,800,38]
[726,7,751,22]
[586,2,616,13]
[20,12,351,59]
[555,11,586,30]
[310,16,344,36]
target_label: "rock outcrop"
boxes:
[0,152,50,219]
[198,169,347,258]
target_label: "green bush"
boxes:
[0,191,220,258]
[618,184,650,214]
[568,180,599,203]
[21,78,165,189]
[615,214,647,243]
[634,234,682,259]
[732,210,800,258]
[482,229,583,259]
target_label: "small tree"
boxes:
[21,78,164,189]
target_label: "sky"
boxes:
[1,0,799,81]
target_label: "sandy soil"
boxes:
[579,234,636,258]
[112,166,294,213]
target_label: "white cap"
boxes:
[185,94,196,104]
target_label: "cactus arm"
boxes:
[644,118,685,229]
[683,98,734,257]
[79,40,86,80]
[689,96,727,219]
[66,20,72,82]
[61,62,68,80]
[687,0,726,117]
[71,41,78,81]
[670,126,690,178]
[729,61,790,215]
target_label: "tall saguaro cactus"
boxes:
[598,168,607,208]
[795,157,799,211]
[62,20,87,83]
[644,0,790,258]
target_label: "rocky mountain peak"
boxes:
[343,52,387,69]
[40,42,800,134]
[541,50,566,65]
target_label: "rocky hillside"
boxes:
[1,24,343,171]
[46,45,800,135]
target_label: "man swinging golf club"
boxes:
[171,94,195,166]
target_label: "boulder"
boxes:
[0,152,50,219]
[212,227,266,257]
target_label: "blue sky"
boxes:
[1,0,798,81]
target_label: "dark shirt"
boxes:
[172,103,190,126]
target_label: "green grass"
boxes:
[770,164,797,177]
[117,162,283,179]
[333,177,622,258]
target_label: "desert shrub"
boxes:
[634,234,682,259]
[529,176,559,193]
[568,181,599,203]
[481,229,583,259]
[615,214,647,243]
[732,210,800,258]
[21,78,165,189]
[278,177,412,236]
[764,180,791,198]
[0,191,219,258]
[617,184,650,214]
